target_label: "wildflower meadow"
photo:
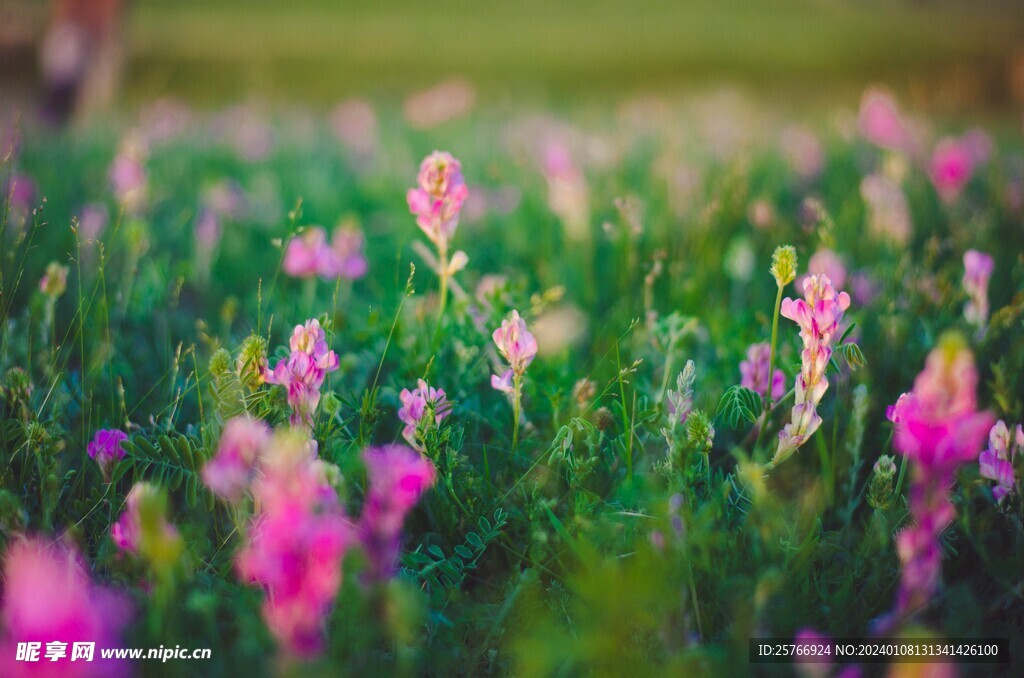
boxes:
[2,6,1024,675]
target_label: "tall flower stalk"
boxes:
[769,274,850,468]
[877,333,992,631]
[491,310,538,449]
[406,151,469,340]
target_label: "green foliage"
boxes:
[715,385,762,429]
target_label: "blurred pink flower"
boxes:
[282,227,331,278]
[202,416,272,502]
[541,140,590,240]
[4,173,36,228]
[109,142,147,212]
[403,79,475,129]
[325,226,368,279]
[110,483,180,557]
[739,343,786,401]
[237,433,352,658]
[492,310,538,377]
[407,151,469,250]
[398,379,453,448]
[0,537,132,677]
[857,87,912,151]
[798,249,847,292]
[779,126,824,180]
[76,203,109,241]
[331,99,378,157]
[773,275,851,467]
[962,249,994,331]
[39,262,69,298]
[860,173,911,245]
[882,336,992,626]
[359,445,436,582]
[87,429,127,480]
[928,137,974,203]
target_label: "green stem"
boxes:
[687,561,704,640]
[511,373,522,450]
[433,242,448,347]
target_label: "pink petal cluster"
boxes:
[857,87,913,152]
[739,342,786,401]
[110,483,180,556]
[202,416,272,502]
[884,337,993,625]
[282,225,368,280]
[0,537,132,677]
[979,420,1022,504]
[772,275,851,466]
[928,136,975,203]
[491,310,538,392]
[236,434,352,659]
[406,151,468,249]
[359,445,436,582]
[797,249,847,300]
[265,320,340,428]
[87,429,127,480]
[398,379,453,448]
[962,249,994,330]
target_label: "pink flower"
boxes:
[282,227,331,278]
[265,320,340,428]
[929,137,974,203]
[541,140,590,240]
[109,147,147,211]
[4,173,36,227]
[492,310,538,377]
[857,87,912,151]
[772,275,851,467]
[779,126,824,180]
[359,445,436,582]
[202,416,272,502]
[323,226,368,279]
[882,336,993,626]
[87,429,127,480]
[406,151,468,249]
[797,250,847,303]
[331,99,377,157]
[739,343,786,401]
[236,432,352,658]
[398,379,452,448]
[110,483,180,557]
[490,369,515,394]
[979,420,1021,504]
[76,203,109,241]
[962,249,994,330]
[860,173,912,245]
[0,537,132,677]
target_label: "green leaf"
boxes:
[715,385,763,429]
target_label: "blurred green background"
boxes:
[3,0,1024,109]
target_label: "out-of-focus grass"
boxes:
[128,0,1024,104]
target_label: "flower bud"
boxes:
[770,245,798,287]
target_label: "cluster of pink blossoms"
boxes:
[928,133,990,203]
[202,416,272,503]
[264,320,340,429]
[0,537,132,677]
[979,420,1022,504]
[858,87,914,152]
[962,249,994,332]
[491,310,538,394]
[406,151,468,251]
[739,342,785,402]
[282,225,368,280]
[87,429,128,480]
[398,379,453,449]
[882,336,993,628]
[359,445,437,582]
[772,275,851,467]
[235,432,352,658]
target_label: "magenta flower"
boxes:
[979,420,1021,504]
[929,136,974,203]
[111,483,180,557]
[883,336,993,626]
[962,249,994,331]
[406,151,469,249]
[282,227,331,278]
[398,379,453,448]
[202,416,272,502]
[236,432,352,658]
[772,275,851,467]
[265,320,340,428]
[492,310,538,377]
[359,445,436,582]
[857,87,912,151]
[739,342,786,401]
[0,537,132,677]
[87,429,128,480]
